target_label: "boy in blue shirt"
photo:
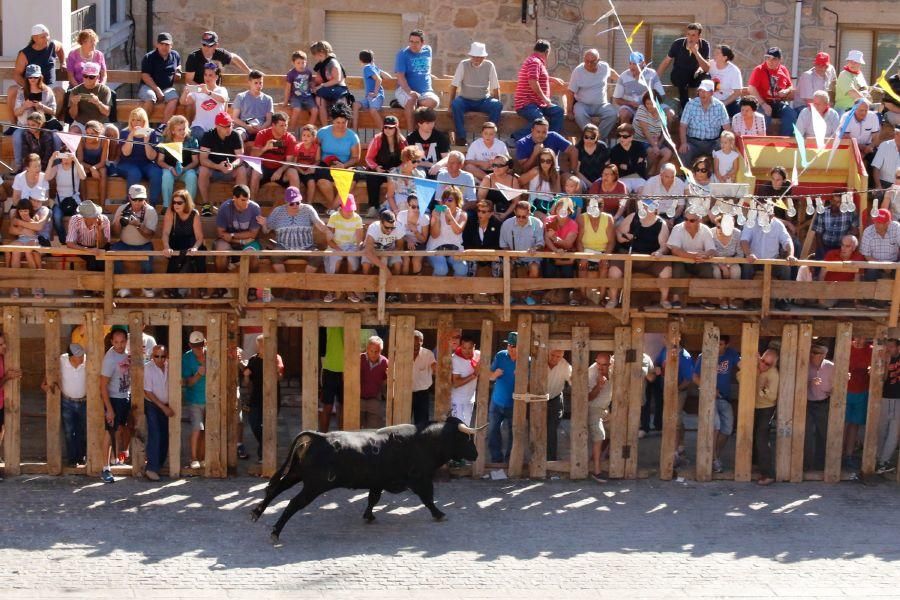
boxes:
[352,49,385,131]
[283,50,317,134]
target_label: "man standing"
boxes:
[748,47,796,136]
[42,343,87,468]
[655,339,694,467]
[449,42,502,146]
[877,338,900,474]
[678,80,730,164]
[692,336,740,473]
[656,23,711,109]
[546,348,572,462]
[319,327,344,433]
[754,348,780,485]
[450,335,479,426]
[587,352,612,482]
[143,344,173,481]
[100,329,131,483]
[231,70,274,142]
[566,49,618,138]
[513,39,565,140]
[360,336,389,429]
[412,330,436,428]
[794,52,837,109]
[394,30,440,132]
[796,91,840,138]
[111,184,159,298]
[243,334,284,462]
[489,333,518,463]
[139,32,181,126]
[183,31,250,84]
[805,344,835,471]
[182,331,207,470]
[843,337,872,469]
[198,112,246,206]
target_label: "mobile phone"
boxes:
[272,140,284,148]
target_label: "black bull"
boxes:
[250,417,484,542]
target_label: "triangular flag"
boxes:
[55,131,81,154]
[825,99,863,171]
[791,151,799,187]
[331,169,355,206]
[158,141,183,164]
[626,21,644,45]
[591,7,616,25]
[595,26,620,36]
[243,155,262,175]
[809,103,827,150]
[652,94,668,130]
[414,178,438,207]
[793,125,810,168]
[877,71,900,104]
[494,182,524,203]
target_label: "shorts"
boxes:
[298,171,317,184]
[215,238,263,253]
[290,95,318,110]
[512,257,542,268]
[845,391,868,425]
[580,249,609,271]
[361,253,402,267]
[358,95,385,110]
[395,88,440,109]
[672,262,714,279]
[105,397,131,431]
[207,167,243,182]
[713,396,734,436]
[612,260,668,277]
[321,369,343,405]
[271,246,323,269]
[316,85,350,102]
[588,400,608,442]
[187,403,206,432]
[315,165,358,182]
[138,84,178,103]
[325,242,362,273]
[259,165,293,185]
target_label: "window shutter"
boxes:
[324,12,404,77]
[840,30,874,79]
[612,24,648,74]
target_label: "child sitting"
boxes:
[295,124,321,205]
[713,130,740,183]
[8,198,44,298]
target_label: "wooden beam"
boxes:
[434,313,455,421]
[385,317,398,425]
[392,316,416,425]
[861,326,887,475]
[2,307,21,476]
[624,318,646,479]
[569,326,590,480]
[761,264,772,318]
[824,322,852,483]
[608,326,630,479]
[103,260,113,315]
[342,313,362,431]
[167,310,182,478]
[502,257,511,323]
[377,268,387,323]
[226,313,240,470]
[695,322,720,482]
[44,310,62,476]
[889,269,900,327]
[85,310,105,476]
[528,323,550,479]
[473,319,494,479]
[128,312,147,477]
[734,322,760,482]
[659,321,681,481]
[620,260,633,323]
[204,313,226,478]
[301,311,319,431]
[789,323,813,483]
[262,309,279,477]
[775,324,799,482]
[238,255,250,310]
[508,314,533,478]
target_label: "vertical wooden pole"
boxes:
[85,310,105,476]
[167,310,182,478]
[238,255,250,310]
[45,310,62,475]
[760,264,772,318]
[608,326,630,479]
[528,322,549,479]
[507,314,532,478]
[695,322,720,482]
[392,316,416,424]
[262,309,279,477]
[377,268,387,323]
[888,269,900,327]
[824,322,852,482]
[204,312,226,478]
[502,256,511,323]
[620,260,633,323]
[433,313,454,421]
[734,322,759,482]
[861,326,887,475]
[301,311,319,431]
[775,324,799,482]
[624,318,646,479]
[659,321,681,480]
[342,313,362,431]
[569,326,590,480]
[789,323,812,482]
[103,260,113,315]
[226,313,239,470]
[2,307,21,476]
[385,316,398,425]
[473,319,494,478]
[128,311,146,477]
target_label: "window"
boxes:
[108,0,125,27]
[840,28,900,81]
[323,11,404,75]
[612,21,690,85]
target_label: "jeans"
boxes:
[546,394,563,461]
[145,402,169,473]
[488,402,514,463]
[52,203,74,243]
[61,398,87,466]
[450,96,503,141]
[724,100,740,118]
[429,255,467,277]
[763,101,797,136]
[804,400,829,471]
[641,377,664,431]
[753,406,776,479]
[111,241,154,275]
[572,102,618,137]
[113,161,163,205]
[364,171,386,211]
[248,402,263,459]
[685,137,719,166]
[161,168,198,207]
[514,103,565,140]
[412,389,431,429]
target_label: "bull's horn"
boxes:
[458,423,488,435]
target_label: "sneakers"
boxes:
[347,291,361,303]
[591,472,607,483]
[34,288,45,299]
[142,288,155,298]
[145,470,160,482]
[190,460,201,469]
[237,444,249,460]
[10,288,19,298]
[875,461,895,474]
[605,298,618,309]
[117,288,131,298]
[712,458,723,473]
[524,296,537,306]
[323,292,336,303]
[100,468,115,484]
[200,204,215,217]
[365,206,379,218]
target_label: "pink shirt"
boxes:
[66,48,107,84]
[515,53,550,110]
[546,215,578,245]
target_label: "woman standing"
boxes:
[315,103,361,210]
[114,107,163,205]
[157,115,200,208]
[427,186,468,303]
[476,155,521,220]
[365,115,407,213]
[66,29,107,86]
[520,148,560,216]
[161,189,206,298]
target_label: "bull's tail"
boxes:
[270,431,317,485]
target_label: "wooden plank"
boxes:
[789,323,813,483]
[392,316,416,425]
[502,257,511,323]
[695,322,720,482]
[204,313,226,478]
[433,313,455,421]
[824,322,852,483]
[760,264,772,318]
[301,311,319,431]
[507,314,533,478]
[385,317,398,425]
[659,321,681,481]
[167,310,183,478]
[624,318,646,479]
[569,326,591,480]
[128,312,146,477]
[342,313,362,431]
[103,260,114,316]
[44,310,62,475]
[620,260,633,323]
[238,255,250,309]
[473,319,494,479]
[528,323,550,479]
[862,326,887,475]
[85,310,105,476]
[261,309,279,478]
[889,269,900,327]
[226,313,239,470]
[775,324,799,482]
[377,268,387,323]
[2,307,21,476]
[608,327,630,479]
[734,322,760,482]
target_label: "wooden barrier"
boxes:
[734,322,759,482]
[44,310,62,475]
[695,322,720,482]
[261,308,278,477]
[2,307,21,475]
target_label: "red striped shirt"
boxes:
[514,53,549,111]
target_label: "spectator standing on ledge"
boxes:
[41,344,87,468]
[489,333,519,464]
[243,334,284,463]
[394,30,440,133]
[183,30,250,85]
[546,349,572,461]
[449,42,502,146]
[804,344,834,471]
[513,39,566,140]
[876,338,900,475]
[754,348,780,485]
[139,32,181,127]
[411,330,437,428]
[360,336,389,429]
[656,22,710,110]
[450,335,480,427]
[100,329,131,484]
[182,331,208,470]
[692,336,740,473]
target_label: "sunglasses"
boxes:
[382,225,396,231]
[583,135,597,140]
[84,75,97,80]
[288,201,301,206]
[539,158,554,164]
[408,204,419,209]
[172,200,185,206]
[492,163,508,168]
[153,354,167,359]
[761,360,775,367]
[618,134,632,139]
[694,168,709,173]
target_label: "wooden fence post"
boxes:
[128,311,146,477]
[167,310,182,478]
[608,326,630,479]
[528,322,549,479]
[507,314,532,478]
[861,326,887,475]
[659,321,681,480]
[824,322,852,482]
[624,318,646,479]
[473,319,494,479]
[2,307,21,476]
[204,312,227,478]
[695,322,720,482]
[385,317,398,425]
[391,316,415,425]
[45,310,62,475]
[789,323,812,482]
[85,310,105,476]
[342,313,361,431]
[569,326,590,480]
[262,308,279,477]
[226,313,239,470]
[433,313,455,421]
[301,310,319,431]
[734,322,759,482]
[775,323,799,482]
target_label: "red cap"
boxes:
[215,112,233,127]
[814,52,830,67]
[874,208,892,224]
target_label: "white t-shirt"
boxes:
[872,140,900,183]
[60,354,87,399]
[425,207,464,250]
[450,353,477,406]
[412,348,436,392]
[12,171,49,201]
[713,149,740,180]
[365,220,406,250]
[568,62,612,106]
[190,85,229,131]
[641,175,686,214]
[396,209,429,244]
[708,61,743,103]
[52,164,85,199]
[668,222,716,254]
[465,138,508,163]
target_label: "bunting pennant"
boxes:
[595,26,620,36]
[877,71,900,104]
[809,103,827,150]
[494,182,524,203]
[243,155,263,175]
[591,7,616,25]
[791,151,799,187]
[55,131,81,154]
[157,141,183,165]
[793,125,810,168]
[331,169,355,206]
[652,95,668,130]
[626,20,644,45]
[825,99,863,171]
[414,178,438,207]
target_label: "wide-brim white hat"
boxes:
[468,42,488,58]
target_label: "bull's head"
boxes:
[444,417,485,461]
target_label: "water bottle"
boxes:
[262,287,272,303]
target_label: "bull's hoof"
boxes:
[270,531,281,545]
[249,508,261,522]
[363,513,376,523]
[432,511,446,522]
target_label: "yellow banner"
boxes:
[331,169,355,206]
[877,71,900,104]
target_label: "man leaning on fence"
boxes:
[754,348,780,486]
[143,344,174,481]
[42,343,87,468]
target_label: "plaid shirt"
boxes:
[813,208,858,248]
[681,97,730,140]
[860,222,900,262]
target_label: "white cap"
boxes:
[846,50,865,65]
[31,24,49,36]
[467,42,488,58]
[128,183,148,199]
[189,331,206,345]
[698,79,715,93]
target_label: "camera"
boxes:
[119,204,139,227]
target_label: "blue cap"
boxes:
[629,51,645,64]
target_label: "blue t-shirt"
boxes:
[215,198,262,233]
[515,132,572,161]
[317,125,360,163]
[182,349,206,406]
[693,347,741,397]
[655,347,694,385]
[362,63,384,98]
[287,67,314,99]
[140,48,181,89]
[490,350,518,408]
[395,46,433,93]
[118,128,160,165]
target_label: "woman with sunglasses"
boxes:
[608,123,648,193]
[78,120,110,205]
[574,123,609,191]
[691,156,713,194]
[477,154,521,220]
[157,115,200,209]
[396,193,430,302]
[758,165,799,238]
[462,198,503,304]
[633,91,674,177]
[520,147,560,216]
[427,186,468,303]
[161,189,206,298]
[385,146,426,215]
[588,164,628,222]
[464,121,509,180]
[542,197,579,305]
[365,115,407,215]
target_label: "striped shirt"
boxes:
[681,97,730,140]
[66,214,111,247]
[515,53,550,110]
[633,105,662,143]
[326,211,364,246]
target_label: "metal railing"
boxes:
[70,4,97,46]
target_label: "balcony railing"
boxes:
[70,4,97,45]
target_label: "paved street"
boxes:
[1,474,899,599]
